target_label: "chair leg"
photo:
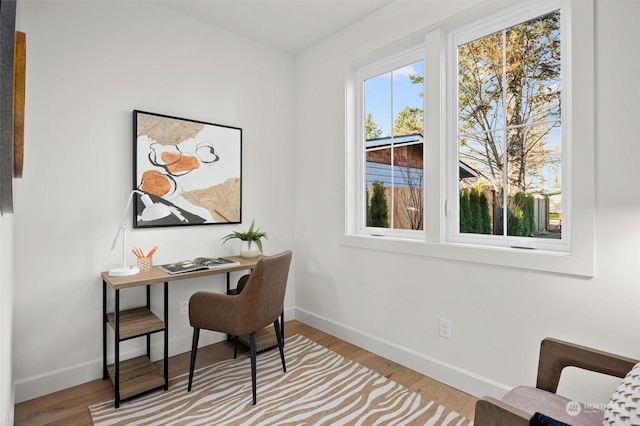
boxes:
[187,327,200,392]
[280,310,285,345]
[233,335,239,359]
[274,319,286,373]
[250,332,257,405]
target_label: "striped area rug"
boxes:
[90,335,473,425]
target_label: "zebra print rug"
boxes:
[90,335,472,425]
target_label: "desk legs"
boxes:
[102,281,108,380]
[102,283,169,408]
[114,289,121,408]
[163,281,169,390]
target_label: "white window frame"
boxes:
[446,0,569,252]
[343,0,595,277]
[356,47,425,239]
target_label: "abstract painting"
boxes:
[133,110,241,228]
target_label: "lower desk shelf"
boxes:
[107,356,165,400]
[105,305,167,406]
[237,328,279,353]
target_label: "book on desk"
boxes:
[158,257,240,274]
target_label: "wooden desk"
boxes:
[101,255,261,408]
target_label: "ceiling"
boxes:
[156,0,395,55]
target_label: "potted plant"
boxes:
[221,219,268,258]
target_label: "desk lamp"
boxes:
[108,190,171,276]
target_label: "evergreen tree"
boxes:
[365,112,383,140]
[393,106,423,136]
[479,190,492,234]
[369,181,389,228]
[366,186,372,226]
[469,188,481,233]
[459,190,471,233]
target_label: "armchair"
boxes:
[475,338,638,425]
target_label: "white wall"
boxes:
[1,213,14,425]
[294,0,640,405]
[13,1,296,402]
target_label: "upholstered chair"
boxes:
[187,250,292,405]
[475,338,639,425]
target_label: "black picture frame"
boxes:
[132,110,242,228]
[0,0,16,214]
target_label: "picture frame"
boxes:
[133,110,242,228]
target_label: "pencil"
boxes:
[147,246,158,258]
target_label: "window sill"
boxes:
[339,234,594,277]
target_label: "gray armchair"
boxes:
[187,250,292,405]
[475,338,638,425]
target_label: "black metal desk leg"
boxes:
[102,280,108,380]
[164,282,169,390]
[114,289,120,408]
[146,285,151,359]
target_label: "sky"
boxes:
[364,60,424,138]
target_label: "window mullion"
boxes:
[501,28,508,237]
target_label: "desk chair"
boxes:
[187,250,292,405]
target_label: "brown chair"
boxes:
[475,338,638,425]
[187,250,292,405]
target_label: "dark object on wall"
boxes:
[133,110,242,228]
[0,0,16,214]
[13,30,25,178]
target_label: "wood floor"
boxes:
[14,321,477,425]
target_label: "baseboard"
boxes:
[14,306,296,403]
[294,307,510,399]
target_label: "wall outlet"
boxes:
[180,300,188,315]
[439,318,451,338]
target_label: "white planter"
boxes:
[239,240,260,258]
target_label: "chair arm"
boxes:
[536,337,638,393]
[474,396,530,426]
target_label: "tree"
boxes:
[393,107,423,136]
[365,112,383,140]
[458,11,561,195]
[392,73,424,137]
[369,181,389,228]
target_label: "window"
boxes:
[448,1,568,252]
[358,49,424,237]
[345,0,595,276]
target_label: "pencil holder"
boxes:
[137,257,152,272]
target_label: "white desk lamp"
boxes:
[108,190,171,276]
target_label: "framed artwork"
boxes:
[133,110,242,228]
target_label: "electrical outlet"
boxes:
[180,300,188,315]
[439,318,451,338]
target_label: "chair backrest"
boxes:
[235,250,292,335]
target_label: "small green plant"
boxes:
[221,219,268,254]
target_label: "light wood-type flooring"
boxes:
[14,320,477,425]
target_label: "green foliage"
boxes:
[459,190,471,233]
[460,186,491,234]
[507,192,535,237]
[365,185,372,226]
[479,190,492,234]
[393,106,423,136]
[221,219,268,253]
[369,181,389,228]
[365,112,383,140]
